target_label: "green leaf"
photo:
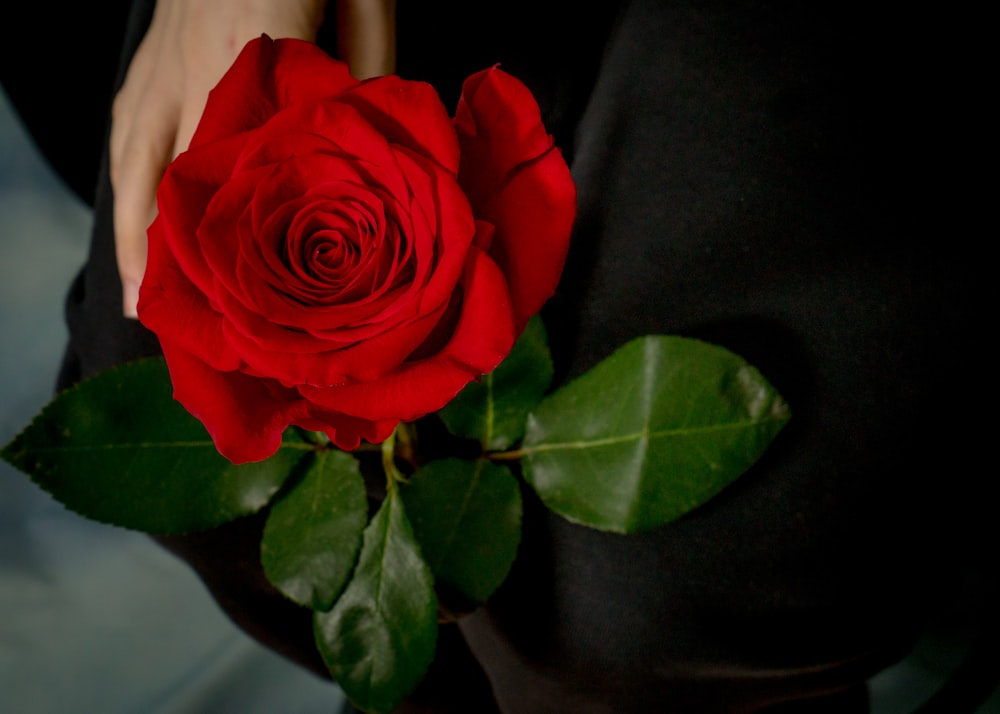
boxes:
[261,449,368,611]
[0,357,311,534]
[314,489,437,714]
[400,458,521,604]
[438,314,553,450]
[521,336,791,533]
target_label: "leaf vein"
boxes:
[524,416,788,454]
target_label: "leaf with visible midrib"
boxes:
[401,458,521,604]
[314,489,437,714]
[261,448,368,611]
[0,357,311,534]
[439,314,552,450]
[522,335,791,533]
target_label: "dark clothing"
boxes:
[3,1,994,711]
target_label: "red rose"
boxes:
[137,36,575,464]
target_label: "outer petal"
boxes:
[159,338,295,463]
[190,35,358,149]
[138,219,242,372]
[219,297,448,387]
[312,414,398,453]
[160,337,400,461]
[153,147,238,299]
[341,75,461,174]
[299,246,515,420]
[482,148,576,331]
[454,66,555,210]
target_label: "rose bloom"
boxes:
[137,36,575,464]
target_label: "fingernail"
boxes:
[122,280,140,319]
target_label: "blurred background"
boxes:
[0,86,346,714]
[1,81,997,713]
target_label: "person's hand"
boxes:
[111,0,396,318]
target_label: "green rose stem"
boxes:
[484,448,525,461]
[381,427,408,488]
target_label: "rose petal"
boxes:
[342,75,460,174]
[391,147,476,312]
[160,335,399,461]
[454,65,556,210]
[232,101,413,204]
[481,148,576,331]
[138,220,242,372]
[299,245,515,420]
[434,246,516,375]
[154,140,248,298]
[210,146,478,384]
[220,296,447,387]
[313,415,398,453]
[206,168,406,321]
[158,337,294,463]
[190,36,358,149]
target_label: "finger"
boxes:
[173,93,208,160]
[112,113,177,318]
[336,0,396,79]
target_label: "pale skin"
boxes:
[111,0,396,317]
